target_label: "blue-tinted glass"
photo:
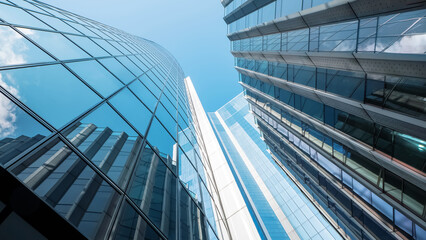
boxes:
[179,150,201,201]
[0,91,51,166]
[10,136,120,239]
[8,0,45,12]
[128,55,149,72]
[32,12,79,34]
[147,118,176,163]
[109,88,152,135]
[155,103,177,138]
[0,64,100,128]
[281,0,302,17]
[66,60,123,97]
[75,102,136,135]
[18,27,90,60]
[0,3,50,29]
[128,80,158,111]
[127,145,177,238]
[140,73,162,98]
[112,200,161,240]
[0,25,54,66]
[98,58,135,84]
[66,34,110,57]
[116,56,143,76]
[92,38,122,55]
[395,209,413,235]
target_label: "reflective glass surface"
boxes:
[0,1,222,239]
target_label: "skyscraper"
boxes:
[0,0,229,239]
[221,0,426,239]
[208,92,344,240]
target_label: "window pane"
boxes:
[0,92,50,166]
[66,60,123,97]
[66,35,110,57]
[112,200,161,240]
[18,27,90,60]
[10,138,120,239]
[109,88,152,135]
[126,145,177,239]
[0,25,54,66]
[147,118,177,169]
[0,3,50,29]
[0,64,100,128]
[98,58,135,84]
[128,80,158,111]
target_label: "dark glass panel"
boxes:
[374,126,393,156]
[384,170,402,201]
[127,145,177,239]
[393,132,426,172]
[402,181,425,217]
[112,200,161,240]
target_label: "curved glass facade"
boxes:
[0,0,225,239]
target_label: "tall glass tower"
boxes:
[221,0,426,240]
[208,92,344,240]
[0,0,228,239]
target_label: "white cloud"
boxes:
[385,34,426,54]
[0,27,35,66]
[0,74,18,138]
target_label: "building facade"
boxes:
[0,0,229,239]
[221,0,426,239]
[208,92,345,240]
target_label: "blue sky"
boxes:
[48,0,241,112]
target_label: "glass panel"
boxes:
[0,91,50,165]
[384,76,426,118]
[395,209,413,236]
[109,88,152,135]
[66,60,123,97]
[140,73,162,98]
[111,200,161,240]
[92,38,122,56]
[32,12,79,34]
[66,34,110,57]
[0,64,100,128]
[179,149,200,200]
[11,138,120,239]
[155,103,177,138]
[116,56,143,76]
[0,25,54,66]
[402,181,425,217]
[98,58,135,84]
[17,27,90,60]
[371,193,393,220]
[346,149,380,184]
[393,132,426,172]
[128,80,158,111]
[384,170,402,201]
[147,118,177,170]
[127,145,177,239]
[0,3,50,29]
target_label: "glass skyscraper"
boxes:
[208,92,344,240]
[221,0,426,240]
[0,0,229,239]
